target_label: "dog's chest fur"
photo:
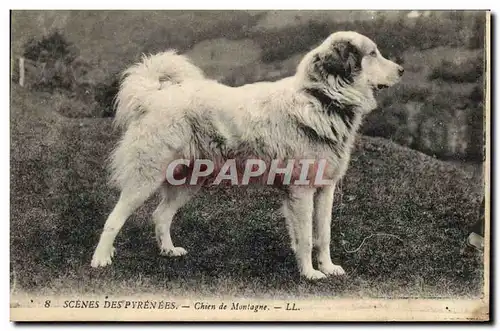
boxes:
[292,88,365,179]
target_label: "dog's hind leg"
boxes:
[284,186,325,280]
[91,184,158,268]
[313,184,345,276]
[153,185,200,257]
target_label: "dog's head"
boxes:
[299,31,403,103]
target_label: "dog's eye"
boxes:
[370,51,377,57]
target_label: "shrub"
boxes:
[469,84,484,103]
[365,81,485,162]
[465,85,485,161]
[362,103,409,142]
[468,13,486,50]
[23,31,76,64]
[429,57,484,83]
[94,76,120,118]
[20,31,88,92]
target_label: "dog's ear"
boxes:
[321,40,362,82]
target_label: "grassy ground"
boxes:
[10,86,484,299]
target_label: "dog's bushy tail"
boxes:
[114,50,205,129]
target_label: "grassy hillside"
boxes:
[10,86,484,298]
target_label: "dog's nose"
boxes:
[398,66,404,76]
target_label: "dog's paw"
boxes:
[302,269,326,281]
[160,246,188,257]
[319,262,346,276]
[91,246,115,268]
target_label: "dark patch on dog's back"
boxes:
[187,115,228,155]
[297,123,341,158]
[210,132,227,148]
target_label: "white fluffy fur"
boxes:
[91,31,402,280]
[114,50,205,129]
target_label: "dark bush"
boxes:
[20,31,83,92]
[469,85,484,103]
[466,85,485,161]
[469,13,486,50]
[94,76,120,118]
[23,31,76,64]
[429,58,484,83]
[362,104,408,142]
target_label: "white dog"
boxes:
[91,31,403,280]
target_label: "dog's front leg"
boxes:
[285,186,325,280]
[313,184,346,276]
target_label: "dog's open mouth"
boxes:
[374,84,389,91]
